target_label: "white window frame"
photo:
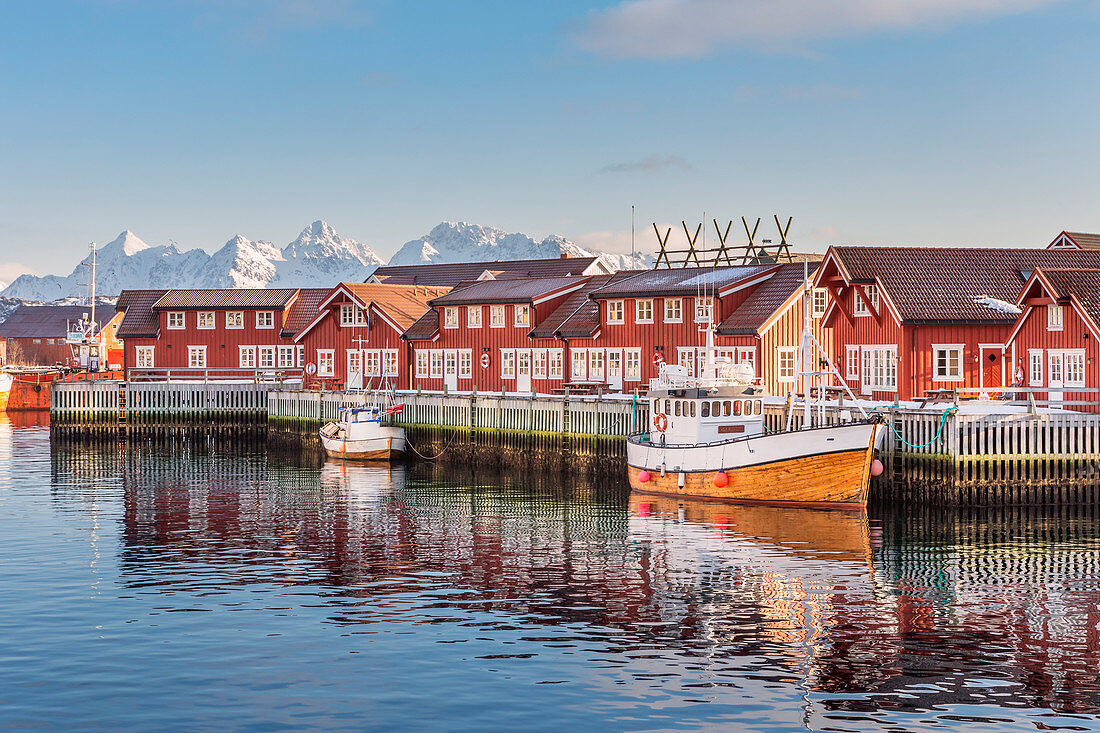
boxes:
[533,349,548,379]
[514,304,530,327]
[317,349,334,377]
[932,344,964,382]
[297,344,305,368]
[364,350,381,377]
[677,347,696,377]
[490,305,505,328]
[625,349,641,381]
[167,312,185,330]
[571,349,587,380]
[457,350,472,378]
[846,345,859,381]
[188,345,206,369]
[197,311,215,330]
[226,311,244,329]
[501,349,516,379]
[812,288,828,317]
[607,300,624,325]
[256,311,275,329]
[1028,349,1043,387]
[239,345,256,369]
[664,298,682,323]
[1062,349,1086,388]
[1048,304,1064,332]
[694,297,714,324]
[383,350,399,377]
[278,345,296,368]
[777,347,796,382]
[444,307,459,329]
[135,346,155,369]
[854,285,880,317]
[258,346,275,369]
[860,345,898,393]
[549,350,563,380]
[589,349,605,380]
[430,350,444,379]
[340,304,367,326]
[416,350,430,378]
[467,306,482,328]
[635,299,654,324]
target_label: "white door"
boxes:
[606,349,623,391]
[444,350,458,391]
[347,350,363,390]
[516,350,532,393]
[1048,351,1063,407]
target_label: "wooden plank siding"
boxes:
[297,296,410,390]
[1007,304,1099,413]
[751,294,834,397]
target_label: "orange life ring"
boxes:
[652,352,665,368]
[481,352,490,369]
[654,412,668,432]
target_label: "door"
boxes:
[516,350,532,393]
[606,349,623,391]
[979,347,1002,393]
[444,350,458,391]
[346,350,363,390]
[1048,351,1063,407]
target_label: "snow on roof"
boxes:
[973,295,1021,315]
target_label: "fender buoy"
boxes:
[713,471,729,488]
[481,352,490,369]
[870,459,884,477]
[653,412,668,432]
[637,470,651,484]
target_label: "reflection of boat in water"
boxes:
[320,407,406,462]
[630,493,874,566]
[320,460,406,500]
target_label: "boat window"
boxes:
[743,400,753,416]
[653,399,659,412]
[689,401,696,417]
[712,400,720,416]
[664,399,671,414]
[757,400,764,414]
[701,401,709,417]
[722,401,731,416]
[732,400,742,416]
[674,400,681,416]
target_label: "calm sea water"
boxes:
[1,419,1099,731]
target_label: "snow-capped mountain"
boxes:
[1,221,385,299]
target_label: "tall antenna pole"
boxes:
[631,205,635,265]
[89,243,96,336]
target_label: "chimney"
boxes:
[560,252,571,259]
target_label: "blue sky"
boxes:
[2,0,1098,278]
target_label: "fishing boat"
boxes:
[320,405,406,462]
[627,263,886,509]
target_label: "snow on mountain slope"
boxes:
[196,235,283,289]
[272,220,384,285]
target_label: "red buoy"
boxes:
[870,459,884,477]
[638,470,651,484]
[713,471,729,488]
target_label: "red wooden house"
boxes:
[1047,231,1100,251]
[815,246,1100,401]
[1005,268,1100,411]
[293,283,447,390]
[403,276,591,393]
[116,288,325,378]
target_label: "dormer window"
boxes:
[1048,304,1064,331]
[340,304,367,326]
[854,285,879,316]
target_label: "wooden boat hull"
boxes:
[6,372,60,412]
[627,422,885,509]
[320,425,406,463]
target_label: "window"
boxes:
[607,300,624,324]
[340,304,367,326]
[1048,305,1064,331]
[517,350,531,379]
[1065,350,1086,388]
[32,339,41,344]
[501,349,516,379]
[933,345,963,381]
[734,348,757,369]
[778,348,796,382]
[607,351,622,380]
[317,350,334,377]
[636,299,654,324]
[677,347,696,377]
[258,346,275,369]
[490,305,505,328]
[226,311,244,329]
[694,297,714,323]
[1028,349,1043,386]
[533,350,547,379]
[416,351,430,378]
[364,350,381,377]
[664,298,682,323]
[167,312,185,329]
[135,346,155,369]
[589,350,605,380]
[188,346,206,368]
[256,311,274,329]
[571,349,587,380]
[297,345,305,368]
[444,307,458,329]
[430,351,444,378]
[812,289,828,317]
[382,350,398,377]
[46,338,54,345]
[549,349,563,380]
[278,345,296,368]
[854,285,880,316]
[625,349,641,380]
[239,346,256,368]
[457,350,472,378]
[467,306,482,328]
[860,345,897,392]
[197,311,215,329]
[514,304,530,327]
[846,346,859,381]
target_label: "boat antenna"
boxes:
[631,204,635,266]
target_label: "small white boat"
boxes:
[320,407,406,462]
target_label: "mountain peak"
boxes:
[99,230,151,258]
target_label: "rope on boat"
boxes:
[404,429,460,461]
[877,406,958,449]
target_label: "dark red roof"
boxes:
[152,289,299,310]
[1056,232,1100,250]
[1034,269,1100,327]
[826,247,1100,323]
[402,309,439,341]
[371,257,601,287]
[717,263,818,335]
[428,276,587,306]
[528,271,642,340]
[116,290,168,339]
[281,288,330,338]
[588,265,775,298]
[0,305,117,339]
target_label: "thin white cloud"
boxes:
[598,155,694,174]
[573,0,1061,58]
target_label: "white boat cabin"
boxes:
[648,387,766,445]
